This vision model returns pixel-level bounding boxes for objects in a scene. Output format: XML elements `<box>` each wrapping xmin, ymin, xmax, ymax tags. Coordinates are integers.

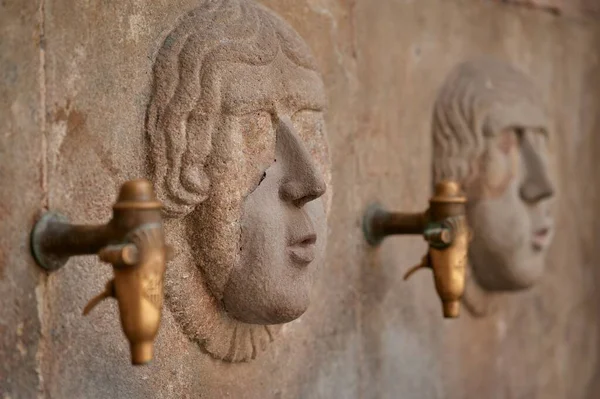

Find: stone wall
<box><xmin>1</xmin><ymin>0</ymin><xmax>600</xmax><ymax>398</ymax></box>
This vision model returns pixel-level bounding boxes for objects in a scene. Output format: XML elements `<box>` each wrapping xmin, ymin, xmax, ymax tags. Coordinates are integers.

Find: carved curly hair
<box><xmin>431</xmin><ymin>58</ymin><xmax>547</xmax><ymax>188</ymax></box>
<box><xmin>146</xmin><ymin>0</ymin><xmax>319</xmax><ymax>217</ymax></box>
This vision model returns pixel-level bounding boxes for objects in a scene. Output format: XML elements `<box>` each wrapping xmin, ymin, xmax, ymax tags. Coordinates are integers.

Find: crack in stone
<box><xmin>35</xmin><ymin>0</ymin><xmax>49</xmax><ymax>397</ymax></box>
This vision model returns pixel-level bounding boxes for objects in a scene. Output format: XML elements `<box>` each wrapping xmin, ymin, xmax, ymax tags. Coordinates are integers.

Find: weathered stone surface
<box><xmin>352</xmin><ymin>1</ymin><xmax>600</xmax><ymax>398</ymax></box>
<box><xmin>2</xmin><ymin>0</ymin><xmax>600</xmax><ymax>398</ymax></box>
<box><xmin>0</xmin><ymin>1</ymin><xmax>44</xmax><ymax>397</ymax></box>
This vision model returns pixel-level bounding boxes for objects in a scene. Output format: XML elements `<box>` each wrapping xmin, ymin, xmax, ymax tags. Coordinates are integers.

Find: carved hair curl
<box><xmin>146</xmin><ymin>0</ymin><xmax>318</xmax><ymax>217</ymax></box>
<box><xmin>432</xmin><ymin>58</ymin><xmax>547</xmax><ymax>186</ymax></box>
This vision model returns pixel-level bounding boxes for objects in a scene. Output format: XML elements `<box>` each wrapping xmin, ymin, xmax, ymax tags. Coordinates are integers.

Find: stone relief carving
<box><xmin>145</xmin><ymin>0</ymin><xmax>331</xmax><ymax>361</ymax></box>
<box><xmin>431</xmin><ymin>58</ymin><xmax>555</xmax><ymax>316</ymax></box>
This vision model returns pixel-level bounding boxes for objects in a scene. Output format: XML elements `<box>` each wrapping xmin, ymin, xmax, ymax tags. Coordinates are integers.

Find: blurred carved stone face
<box><xmin>219</xmin><ymin>52</ymin><xmax>329</xmax><ymax>324</ymax></box>
<box><xmin>466</xmin><ymin>126</ymin><xmax>555</xmax><ymax>290</ymax></box>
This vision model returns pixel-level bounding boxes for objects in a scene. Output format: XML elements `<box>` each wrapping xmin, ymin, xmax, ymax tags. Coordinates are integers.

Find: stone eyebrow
<box><xmin>484</xmin><ymin>125</ymin><xmax>549</xmax><ymax>138</ymax></box>
<box><xmin>224</xmin><ymin>94</ymin><xmax>326</xmax><ymax>116</ymax></box>
<box><xmin>289</xmin><ymin>98</ymin><xmax>326</xmax><ymax>113</ymax></box>
<box><xmin>223</xmin><ymin>97</ymin><xmax>275</xmax><ymax>115</ymax></box>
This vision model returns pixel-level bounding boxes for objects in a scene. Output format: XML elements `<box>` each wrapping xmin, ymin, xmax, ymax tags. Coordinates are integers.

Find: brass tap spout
<box><xmin>362</xmin><ymin>180</ymin><xmax>470</xmax><ymax>318</ymax></box>
<box><xmin>31</xmin><ymin>179</ymin><xmax>172</xmax><ymax>365</ymax></box>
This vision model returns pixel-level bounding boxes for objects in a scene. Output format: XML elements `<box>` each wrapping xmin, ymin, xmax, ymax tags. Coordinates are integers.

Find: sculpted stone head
<box><xmin>432</xmin><ymin>58</ymin><xmax>555</xmax><ymax>294</ymax></box>
<box><xmin>146</xmin><ymin>0</ymin><xmax>331</xmax><ymax>361</ymax></box>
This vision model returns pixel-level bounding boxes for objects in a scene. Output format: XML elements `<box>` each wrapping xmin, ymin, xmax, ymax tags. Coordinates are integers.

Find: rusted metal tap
<box><xmin>31</xmin><ymin>179</ymin><xmax>172</xmax><ymax>365</ymax></box>
<box><xmin>363</xmin><ymin>180</ymin><xmax>471</xmax><ymax>318</ymax></box>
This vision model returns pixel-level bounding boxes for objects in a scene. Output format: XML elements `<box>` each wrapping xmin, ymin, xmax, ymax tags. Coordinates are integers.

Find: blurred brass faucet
<box><xmin>31</xmin><ymin>179</ymin><xmax>172</xmax><ymax>364</ymax></box>
<box><xmin>362</xmin><ymin>180</ymin><xmax>471</xmax><ymax>318</ymax></box>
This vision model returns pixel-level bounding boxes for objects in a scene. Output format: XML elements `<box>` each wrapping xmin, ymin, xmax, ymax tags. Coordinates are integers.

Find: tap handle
<box><xmin>80</xmin><ymin>244</ymin><xmax>143</xmax><ymax>317</ymax></box>
<box><xmin>423</xmin><ymin>221</ymin><xmax>454</xmax><ymax>249</ymax></box>
<box><xmin>83</xmin><ymin>279</ymin><xmax>115</xmax><ymax>315</ymax></box>
<box><xmin>403</xmin><ymin>254</ymin><xmax>431</xmax><ymax>280</ymax></box>
<box><xmin>99</xmin><ymin>244</ymin><xmax>140</xmax><ymax>266</ymax></box>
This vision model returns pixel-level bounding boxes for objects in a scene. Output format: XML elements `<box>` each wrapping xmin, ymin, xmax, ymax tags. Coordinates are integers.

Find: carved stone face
<box><xmin>432</xmin><ymin>59</ymin><xmax>555</xmax><ymax>293</ymax></box>
<box><xmin>219</xmin><ymin>54</ymin><xmax>328</xmax><ymax>324</ymax></box>
<box><xmin>146</xmin><ymin>0</ymin><xmax>331</xmax><ymax>361</ymax></box>
<box><xmin>466</xmin><ymin>126</ymin><xmax>554</xmax><ymax>290</ymax></box>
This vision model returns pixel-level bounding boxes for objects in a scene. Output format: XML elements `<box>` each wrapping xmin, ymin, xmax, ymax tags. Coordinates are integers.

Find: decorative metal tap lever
<box><xmin>30</xmin><ymin>179</ymin><xmax>173</xmax><ymax>365</ymax></box>
<box><xmin>363</xmin><ymin>180</ymin><xmax>471</xmax><ymax>318</ymax></box>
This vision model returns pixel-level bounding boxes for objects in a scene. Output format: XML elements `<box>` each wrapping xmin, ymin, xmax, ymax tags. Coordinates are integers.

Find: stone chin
<box><xmin>223</xmin><ymin>281</ymin><xmax>312</xmax><ymax>325</ymax></box>
<box><xmin>466</xmin><ymin>197</ymin><xmax>548</xmax><ymax>291</ymax></box>
<box><xmin>469</xmin><ymin>240</ymin><xmax>546</xmax><ymax>291</ymax></box>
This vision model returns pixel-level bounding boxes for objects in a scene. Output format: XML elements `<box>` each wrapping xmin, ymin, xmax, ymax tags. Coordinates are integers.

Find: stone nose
<box><xmin>519</xmin><ymin>136</ymin><xmax>554</xmax><ymax>204</ymax></box>
<box><xmin>276</xmin><ymin>117</ymin><xmax>327</xmax><ymax>208</ymax></box>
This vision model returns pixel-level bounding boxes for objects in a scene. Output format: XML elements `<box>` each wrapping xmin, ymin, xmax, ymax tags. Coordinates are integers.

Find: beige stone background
<box><xmin>2</xmin><ymin>0</ymin><xmax>600</xmax><ymax>398</ymax></box>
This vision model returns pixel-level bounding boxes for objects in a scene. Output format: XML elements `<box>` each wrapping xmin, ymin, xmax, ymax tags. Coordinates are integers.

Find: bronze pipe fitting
<box><xmin>30</xmin><ymin>179</ymin><xmax>173</xmax><ymax>365</ymax></box>
<box><xmin>362</xmin><ymin>180</ymin><xmax>471</xmax><ymax>318</ymax></box>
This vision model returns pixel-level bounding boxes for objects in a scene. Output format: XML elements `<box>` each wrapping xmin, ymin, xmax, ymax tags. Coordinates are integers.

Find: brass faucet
<box><xmin>362</xmin><ymin>180</ymin><xmax>471</xmax><ymax>318</ymax></box>
<box><xmin>30</xmin><ymin>179</ymin><xmax>172</xmax><ymax>365</ymax></box>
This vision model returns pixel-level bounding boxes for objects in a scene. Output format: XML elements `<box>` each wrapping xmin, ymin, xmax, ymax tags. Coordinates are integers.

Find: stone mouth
<box><xmin>531</xmin><ymin>226</ymin><xmax>551</xmax><ymax>252</ymax></box>
<box><xmin>287</xmin><ymin>240</ymin><xmax>316</xmax><ymax>265</ymax></box>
